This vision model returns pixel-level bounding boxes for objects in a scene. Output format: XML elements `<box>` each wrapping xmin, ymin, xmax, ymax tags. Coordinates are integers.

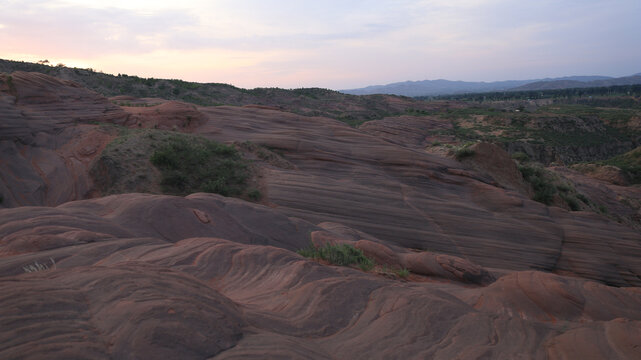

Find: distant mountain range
<box><xmin>341</xmin><ymin>74</ymin><xmax>641</xmax><ymax>97</ymax></box>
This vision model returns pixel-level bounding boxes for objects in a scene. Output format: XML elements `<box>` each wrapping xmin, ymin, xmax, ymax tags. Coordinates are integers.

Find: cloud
<box><xmin>0</xmin><ymin>0</ymin><xmax>639</xmax><ymax>88</ymax></box>
<box><xmin>0</xmin><ymin>0</ymin><xmax>195</xmax><ymax>57</ymax></box>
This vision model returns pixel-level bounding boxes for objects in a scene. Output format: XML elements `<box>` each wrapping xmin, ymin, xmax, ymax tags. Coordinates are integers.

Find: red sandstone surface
<box><xmin>1</xmin><ymin>72</ymin><xmax>641</xmax><ymax>359</ymax></box>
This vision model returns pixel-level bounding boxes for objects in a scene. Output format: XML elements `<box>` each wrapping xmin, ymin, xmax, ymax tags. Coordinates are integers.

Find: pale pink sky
<box><xmin>1</xmin><ymin>0</ymin><xmax>639</xmax><ymax>89</ymax></box>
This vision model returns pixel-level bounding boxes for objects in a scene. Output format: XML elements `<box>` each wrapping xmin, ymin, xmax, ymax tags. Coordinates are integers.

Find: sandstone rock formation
<box><xmin>2</xmin><ymin>72</ymin><xmax>641</xmax><ymax>358</ymax></box>
<box><xmin>1</xmin><ymin>193</ymin><xmax>640</xmax><ymax>359</ymax></box>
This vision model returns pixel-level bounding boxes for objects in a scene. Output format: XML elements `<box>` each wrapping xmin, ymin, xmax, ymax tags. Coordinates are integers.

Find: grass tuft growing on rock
<box><xmin>247</xmin><ymin>189</ymin><xmax>262</xmax><ymax>201</ymax></box>
<box><xmin>395</xmin><ymin>268</ymin><xmax>410</xmax><ymax>278</ymax></box>
<box><xmin>453</xmin><ymin>143</ymin><xmax>476</xmax><ymax>161</ymax></box>
<box><xmin>297</xmin><ymin>243</ymin><xmax>374</xmax><ymax>271</ymax></box>
<box><xmin>23</xmin><ymin>258</ymin><xmax>56</xmax><ymax>273</ymax></box>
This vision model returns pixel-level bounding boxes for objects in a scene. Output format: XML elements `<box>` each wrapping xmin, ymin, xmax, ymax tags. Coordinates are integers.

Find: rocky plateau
<box><xmin>1</xmin><ymin>71</ymin><xmax>641</xmax><ymax>359</ymax></box>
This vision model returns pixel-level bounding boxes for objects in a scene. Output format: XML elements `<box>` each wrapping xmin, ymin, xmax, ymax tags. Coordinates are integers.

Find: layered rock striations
<box><xmin>1</xmin><ymin>194</ymin><xmax>640</xmax><ymax>359</ymax></box>
<box><xmin>1</xmin><ymin>72</ymin><xmax>641</xmax><ymax>359</ymax></box>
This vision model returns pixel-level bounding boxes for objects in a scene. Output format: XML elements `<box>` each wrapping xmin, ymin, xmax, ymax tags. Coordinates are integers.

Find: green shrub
<box><xmin>395</xmin><ymin>268</ymin><xmax>410</xmax><ymax>278</ymax></box>
<box><xmin>519</xmin><ymin>164</ymin><xmax>586</xmax><ymax>210</ymax></box>
<box><xmin>297</xmin><ymin>243</ymin><xmax>374</xmax><ymax>271</ymax></box>
<box><xmin>150</xmin><ymin>136</ymin><xmax>248</xmax><ymax>196</ymax></box>
<box><xmin>5</xmin><ymin>75</ymin><xmax>16</xmax><ymax>94</ymax></box>
<box><xmin>599</xmin><ymin>147</ymin><xmax>641</xmax><ymax>184</ymax></box>
<box><xmin>519</xmin><ymin>164</ymin><xmax>557</xmax><ymax>205</ymax></box>
<box><xmin>576</xmin><ymin>193</ymin><xmax>590</xmax><ymax>204</ymax></box>
<box><xmin>247</xmin><ymin>189</ymin><xmax>262</xmax><ymax>201</ymax></box>
<box><xmin>511</xmin><ymin>151</ymin><xmax>530</xmax><ymax>162</ymax></box>
<box><xmin>454</xmin><ymin>147</ymin><xmax>475</xmax><ymax>160</ymax></box>
<box><xmin>560</xmin><ymin>194</ymin><xmax>580</xmax><ymax>211</ymax></box>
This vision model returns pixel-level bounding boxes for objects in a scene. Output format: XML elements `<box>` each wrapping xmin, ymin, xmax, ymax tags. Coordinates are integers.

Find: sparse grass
<box><xmin>439</xmin><ymin>107</ymin><xmax>503</xmax><ymax>120</ymax></box>
<box><xmin>560</xmin><ymin>193</ymin><xmax>581</xmax><ymax>211</ymax></box>
<box><xmin>405</xmin><ymin>108</ymin><xmax>435</xmax><ymax>116</ymax></box>
<box><xmin>576</xmin><ymin>193</ymin><xmax>590</xmax><ymax>204</ymax></box>
<box><xmin>511</xmin><ymin>151</ymin><xmax>530</xmax><ymax>162</ymax></box>
<box><xmin>150</xmin><ymin>135</ymin><xmax>248</xmax><ymax>196</ymax></box>
<box><xmin>519</xmin><ymin>163</ymin><xmax>587</xmax><ymax>211</ymax></box>
<box><xmin>23</xmin><ymin>258</ymin><xmax>56</xmax><ymax>273</ymax></box>
<box><xmin>92</xmin><ymin>130</ymin><xmax>253</xmax><ymax>198</ymax></box>
<box><xmin>5</xmin><ymin>74</ymin><xmax>16</xmax><ymax>95</ymax></box>
<box><xmin>454</xmin><ymin>145</ymin><xmax>475</xmax><ymax>160</ymax></box>
<box><xmin>377</xmin><ymin>265</ymin><xmax>410</xmax><ymax>279</ymax></box>
<box><xmin>599</xmin><ymin>146</ymin><xmax>641</xmax><ymax>184</ymax></box>
<box><xmin>247</xmin><ymin>189</ymin><xmax>262</xmax><ymax>201</ymax></box>
<box><xmin>113</xmin><ymin>101</ymin><xmax>161</xmax><ymax>107</ymax></box>
<box><xmin>538</xmin><ymin>104</ymin><xmax>640</xmax><ymax>127</ymax></box>
<box><xmin>297</xmin><ymin>243</ymin><xmax>374</xmax><ymax>271</ymax></box>
<box><xmin>518</xmin><ymin>164</ymin><xmax>557</xmax><ymax>205</ymax></box>
<box><xmin>395</xmin><ymin>268</ymin><xmax>410</xmax><ymax>278</ymax></box>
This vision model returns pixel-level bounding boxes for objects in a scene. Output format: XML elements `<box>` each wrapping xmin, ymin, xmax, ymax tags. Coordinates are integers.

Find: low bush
<box><xmin>395</xmin><ymin>268</ymin><xmax>410</xmax><ymax>278</ymax></box>
<box><xmin>247</xmin><ymin>189</ymin><xmax>262</xmax><ymax>201</ymax></box>
<box><xmin>454</xmin><ymin>146</ymin><xmax>475</xmax><ymax>161</ymax></box>
<box><xmin>600</xmin><ymin>147</ymin><xmax>641</xmax><ymax>184</ymax></box>
<box><xmin>576</xmin><ymin>193</ymin><xmax>590</xmax><ymax>204</ymax></box>
<box><xmin>297</xmin><ymin>243</ymin><xmax>374</xmax><ymax>271</ymax></box>
<box><xmin>560</xmin><ymin>194</ymin><xmax>580</xmax><ymax>211</ymax></box>
<box><xmin>150</xmin><ymin>135</ymin><xmax>248</xmax><ymax>196</ymax></box>
<box><xmin>518</xmin><ymin>164</ymin><xmax>557</xmax><ymax>205</ymax></box>
<box><xmin>519</xmin><ymin>163</ymin><xmax>589</xmax><ymax>211</ymax></box>
<box><xmin>511</xmin><ymin>151</ymin><xmax>530</xmax><ymax>162</ymax></box>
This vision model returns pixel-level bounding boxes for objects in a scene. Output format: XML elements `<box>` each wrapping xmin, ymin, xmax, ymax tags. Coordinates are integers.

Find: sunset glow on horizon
<box><xmin>1</xmin><ymin>0</ymin><xmax>640</xmax><ymax>89</ymax></box>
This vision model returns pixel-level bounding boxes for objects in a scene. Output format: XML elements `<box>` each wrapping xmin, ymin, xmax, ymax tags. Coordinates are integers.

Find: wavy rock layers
<box><xmin>118</xmin><ymin>100</ymin><xmax>208</xmax><ymax>130</ymax></box>
<box><xmin>0</xmin><ymin>71</ymin><xmax>126</xmax><ymax>139</ymax></box>
<box><xmin>0</xmin><ymin>72</ymin><xmax>128</xmax><ymax>207</ymax></box>
<box><xmin>1</xmin><ymin>194</ymin><xmax>640</xmax><ymax>359</ymax></box>
<box><xmin>2</xmin><ymin>72</ymin><xmax>641</xmax><ymax>357</ymax></box>
<box><xmin>194</xmin><ymin>106</ymin><xmax>641</xmax><ymax>287</ymax></box>
<box><xmin>2</xmin><ymin>73</ymin><xmax>639</xmax><ymax>286</ymax></box>
<box><xmin>358</xmin><ymin>114</ymin><xmax>453</xmax><ymax>148</ymax></box>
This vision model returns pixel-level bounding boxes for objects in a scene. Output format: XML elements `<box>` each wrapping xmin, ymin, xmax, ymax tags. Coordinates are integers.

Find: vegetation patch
<box><xmin>517</xmin><ymin>162</ymin><xmax>587</xmax><ymax>210</ymax></box>
<box><xmin>511</xmin><ymin>151</ymin><xmax>530</xmax><ymax>162</ymax></box>
<box><xmin>453</xmin><ymin>143</ymin><xmax>476</xmax><ymax>161</ymax></box>
<box><xmin>395</xmin><ymin>268</ymin><xmax>410</xmax><ymax>278</ymax></box>
<box><xmin>247</xmin><ymin>189</ymin><xmax>262</xmax><ymax>201</ymax></box>
<box><xmin>518</xmin><ymin>164</ymin><xmax>557</xmax><ymax>205</ymax></box>
<box><xmin>23</xmin><ymin>258</ymin><xmax>56</xmax><ymax>273</ymax></box>
<box><xmin>91</xmin><ymin>128</ymin><xmax>255</xmax><ymax>199</ymax></box>
<box><xmin>599</xmin><ymin>146</ymin><xmax>641</xmax><ymax>184</ymax></box>
<box><xmin>297</xmin><ymin>243</ymin><xmax>374</xmax><ymax>271</ymax></box>
<box><xmin>377</xmin><ymin>265</ymin><xmax>411</xmax><ymax>279</ymax></box>
<box><xmin>150</xmin><ymin>135</ymin><xmax>248</xmax><ymax>196</ymax></box>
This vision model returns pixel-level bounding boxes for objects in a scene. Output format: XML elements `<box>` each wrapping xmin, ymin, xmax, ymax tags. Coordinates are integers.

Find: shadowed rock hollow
<box><xmin>1</xmin><ymin>72</ymin><xmax>641</xmax><ymax>359</ymax></box>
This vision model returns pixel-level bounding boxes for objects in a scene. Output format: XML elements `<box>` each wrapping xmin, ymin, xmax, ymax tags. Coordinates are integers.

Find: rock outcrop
<box><xmin>2</xmin><ymin>72</ymin><xmax>641</xmax><ymax>358</ymax></box>
<box><xmin>0</xmin><ymin>193</ymin><xmax>640</xmax><ymax>359</ymax></box>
